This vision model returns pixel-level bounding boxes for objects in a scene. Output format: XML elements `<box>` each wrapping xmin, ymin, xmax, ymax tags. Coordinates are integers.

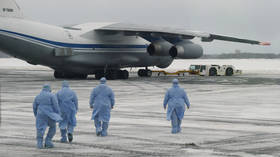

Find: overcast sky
<box><xmin>15</xmin><ymin>0</ymin><xmax>279</xmax><ymax>54</ymax></box>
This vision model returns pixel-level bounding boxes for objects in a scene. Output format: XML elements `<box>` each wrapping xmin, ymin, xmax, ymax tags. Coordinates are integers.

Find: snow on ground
<box><xmin>161</xmin><ymin>59</ymin><xmax>280</xmax><ymax>74</ymax></box>
<box><xmin>0</xmin><ymin>59</ymin><xmax>280</xmax><ymax>157</ymax></box>
<box><xmin>1</xmin><ymin>58</ymin><xmax>280</xmax><ymax>74</ymax></box>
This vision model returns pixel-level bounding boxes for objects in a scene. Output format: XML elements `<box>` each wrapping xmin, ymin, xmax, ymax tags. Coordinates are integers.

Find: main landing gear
<box><xmin>138</xmin><ymin>68</ymin><xmax>152</xmax><ymax>77</ymax></box>
<box><xmin>95</xmin><ymin>70</ymin><xmax>129</xmax><ymax>80</ymax></box>
<box><xmin>54</xmin><ymin>71</ymin><xmax>88</xmax><ymax>79</ymax></box>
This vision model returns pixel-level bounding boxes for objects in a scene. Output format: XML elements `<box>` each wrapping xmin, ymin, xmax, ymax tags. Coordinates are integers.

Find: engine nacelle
<box><xmin>147</xmin><ymin>40</ymin><xmax>173</xmax><ymax>56</ymax></box>
<box><xmin>156</xmin><ymin>57</ymin><xmax>174</xmax><ymax>68</ymax></box>
<box><xmin>169</xmin><ymin>41</ymin><xmax>203</xmax><ymax>59</ymax></box>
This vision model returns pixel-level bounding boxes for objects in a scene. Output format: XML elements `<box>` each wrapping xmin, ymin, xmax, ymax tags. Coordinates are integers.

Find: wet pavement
<box><xmin>0</xmin><ymin>65</ymin><xmax>280</xmax><ymax>157</ymax></box>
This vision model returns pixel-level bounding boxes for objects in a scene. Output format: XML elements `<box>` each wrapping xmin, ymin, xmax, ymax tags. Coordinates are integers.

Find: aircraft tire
<box><xmin>96</xmin><ymin>70</ymin><xmax>127</xmax><ymax>80</ymax></box>
<box><xmin>55</xmin><ymin>71</ymin><xmax>88</xmax><ymax>79</ymax></box>
<box><xmin>54</xmin><ymin>71</ymin><xmax>64</xmax><ymax>79</ymax></box>
<box><xmin>77</xmin><ymin>74</ymin><xmax>88</xmax><ymax>79</ymax></box>
<box><xmin>120</xmin><ymin>70</ymin><xmax>129</xmax><ymax>79</ymax></box>
<box><xmin>105</xmin><ymin>70</ymin><xmax>119</xmax><ymax>80</ymax></box>
<box><xmin>138</xmin><ymin>69</ymin><xmax>145</xmax><ymax>77</ymax></box>
<box><xmin>138</xmin><ymin>69</ymin><xmax>152</xmax><ymax>77</ymax></box>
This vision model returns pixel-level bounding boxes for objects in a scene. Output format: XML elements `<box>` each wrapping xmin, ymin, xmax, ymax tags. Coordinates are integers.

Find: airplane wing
<box><xmin>95</xmin><ymin>23</ymin><xmax>270</xmax><ymax>46</ymax></box>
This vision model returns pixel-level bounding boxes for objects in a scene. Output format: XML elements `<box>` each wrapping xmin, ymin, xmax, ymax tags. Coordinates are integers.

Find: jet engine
<box><xmin>156</xmin><ymin>57</ymin><xmax>174</xmax><ymax>68</ymax></box>
<box><xmin>169</xmin><ymin>41</ymin><xmax>203</xmax><ymax>59</ymax></box>
<box><xmin>147</xmin><ymin>40</ymin><xmax>173</xmax><ymax>56</ymax></box>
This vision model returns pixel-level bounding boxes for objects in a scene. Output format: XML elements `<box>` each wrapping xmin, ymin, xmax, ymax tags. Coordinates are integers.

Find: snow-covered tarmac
<box><xmin>0</xmin><ymin>59</ymin><xmax>280</xmax><ymax>157</ymax></box>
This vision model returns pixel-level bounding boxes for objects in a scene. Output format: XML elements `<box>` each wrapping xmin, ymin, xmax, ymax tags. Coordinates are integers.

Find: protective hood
<box><xmin>62</xmin><ymin>80</ymin><xmax>69</xmax><ymax>88</ymax></box>
<box><xmin>172</xmin><ymin>79</ymin><xmax>179</xmax><ymax>87</ymax></box>
<box><xmin>100</xmin><ymin>77</ymin><xmax>106</xmax><ymax>84</ymax></box>
<box><xmin>42</xmin><ymin>84</ymin><xmax>51</xmax><ymax>92</ymax></box>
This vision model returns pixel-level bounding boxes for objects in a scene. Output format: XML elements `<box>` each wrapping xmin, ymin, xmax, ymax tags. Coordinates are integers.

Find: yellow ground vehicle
<box><xmin>152</xmin><ymin>70</ymin><xmax>195</xmax><ymax>76</ymax></box>
<box><xmin>152</xmin><ymin>64</ymin><xmax>241</xmax><ymax>76</ymax></box>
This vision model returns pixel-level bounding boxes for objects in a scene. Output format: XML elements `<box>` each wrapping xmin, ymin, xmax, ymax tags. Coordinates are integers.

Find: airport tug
<box><xmin>152</xmin><ymin>64</ymin><xmax>242</xmax><ymax>76</ymax></box>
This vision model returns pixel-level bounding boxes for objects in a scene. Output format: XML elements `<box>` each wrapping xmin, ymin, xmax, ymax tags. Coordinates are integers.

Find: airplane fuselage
<box><xmin>0</xmin><ymin>17</ymin><xmax>173</xmax><ymax>74</ymax></box>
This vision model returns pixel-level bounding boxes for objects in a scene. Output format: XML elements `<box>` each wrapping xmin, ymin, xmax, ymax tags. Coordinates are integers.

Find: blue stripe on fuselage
<box><xmin>0</xmin><ymin>29</ymin><xmax>147</xmax><ymax>49</ymax></box>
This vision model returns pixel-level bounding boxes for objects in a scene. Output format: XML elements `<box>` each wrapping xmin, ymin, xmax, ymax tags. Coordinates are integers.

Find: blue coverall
<box><xmin>163</xmin><ymin>79</ymin><xmax>190</xmax><ymax>134</ymax></box>
<box><xmin>89</xmin><ymin>77</ymin><xmax>115</xmax><ymax>136</ymax></box>
<box><xmin>33</xmin><ymin>84</ymin><xmax>62</xmax><ymax>148</ymax></box>
<box><xmin>56</xmin><ymin>81</ymin><xmax>78</xmax><ymax>143</ymax></box>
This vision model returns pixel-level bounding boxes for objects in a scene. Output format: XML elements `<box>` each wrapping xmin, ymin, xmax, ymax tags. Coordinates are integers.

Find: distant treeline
<box><xmin>201</xmin><ymin>52</ymin><xmax>280</xmax><ymax>59</ymax></box>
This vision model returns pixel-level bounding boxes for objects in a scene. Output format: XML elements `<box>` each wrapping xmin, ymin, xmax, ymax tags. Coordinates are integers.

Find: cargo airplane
<box><xmin>0</xmin><ymin>0</ymin><xmax>270</xmax><ymax>79</ymax></box>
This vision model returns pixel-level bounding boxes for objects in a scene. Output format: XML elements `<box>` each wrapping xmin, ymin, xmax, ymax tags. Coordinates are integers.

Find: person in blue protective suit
<box><xmin>89</xmin><ymin>77</ymin><xmax>115</xmax><ymax>137</ymax></box>
<box><xmin>56</xmin><ymin>81</ymin><xmax>78</xmax><ymax>143</ymax></box>
<box><xmin>163</xmin><ymin>79</ymin><xmax>190</xmax><ymax>134</ymax></box>
<box><xmin>33</xmin><ymin>84</ymin><xmax>62</xmax><ymax>149</ymax></box>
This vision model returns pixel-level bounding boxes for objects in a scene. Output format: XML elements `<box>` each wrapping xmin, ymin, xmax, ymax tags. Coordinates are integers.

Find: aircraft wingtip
<box><xmin>259</xmin><ymin>42</ymin><xmax>271</xmax><ymax>46</ymax></box>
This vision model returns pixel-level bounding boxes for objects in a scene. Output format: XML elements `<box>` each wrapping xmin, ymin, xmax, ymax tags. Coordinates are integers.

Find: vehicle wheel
<box><xmin>209</xmin><ymin>68</ymin><xmax>217</xmax><ymax>76</ymax></box>
<box><xmin>226</xmin><ymin>68</ymin><xmax>233</xmax><ymax>76</ymax></box>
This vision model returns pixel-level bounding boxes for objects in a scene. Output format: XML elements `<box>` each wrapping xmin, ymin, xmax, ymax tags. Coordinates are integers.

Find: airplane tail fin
<box><xmin>0</xmin><ymin>0</ymin><xmax>23</xmax><ymax>18</ymax></box>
